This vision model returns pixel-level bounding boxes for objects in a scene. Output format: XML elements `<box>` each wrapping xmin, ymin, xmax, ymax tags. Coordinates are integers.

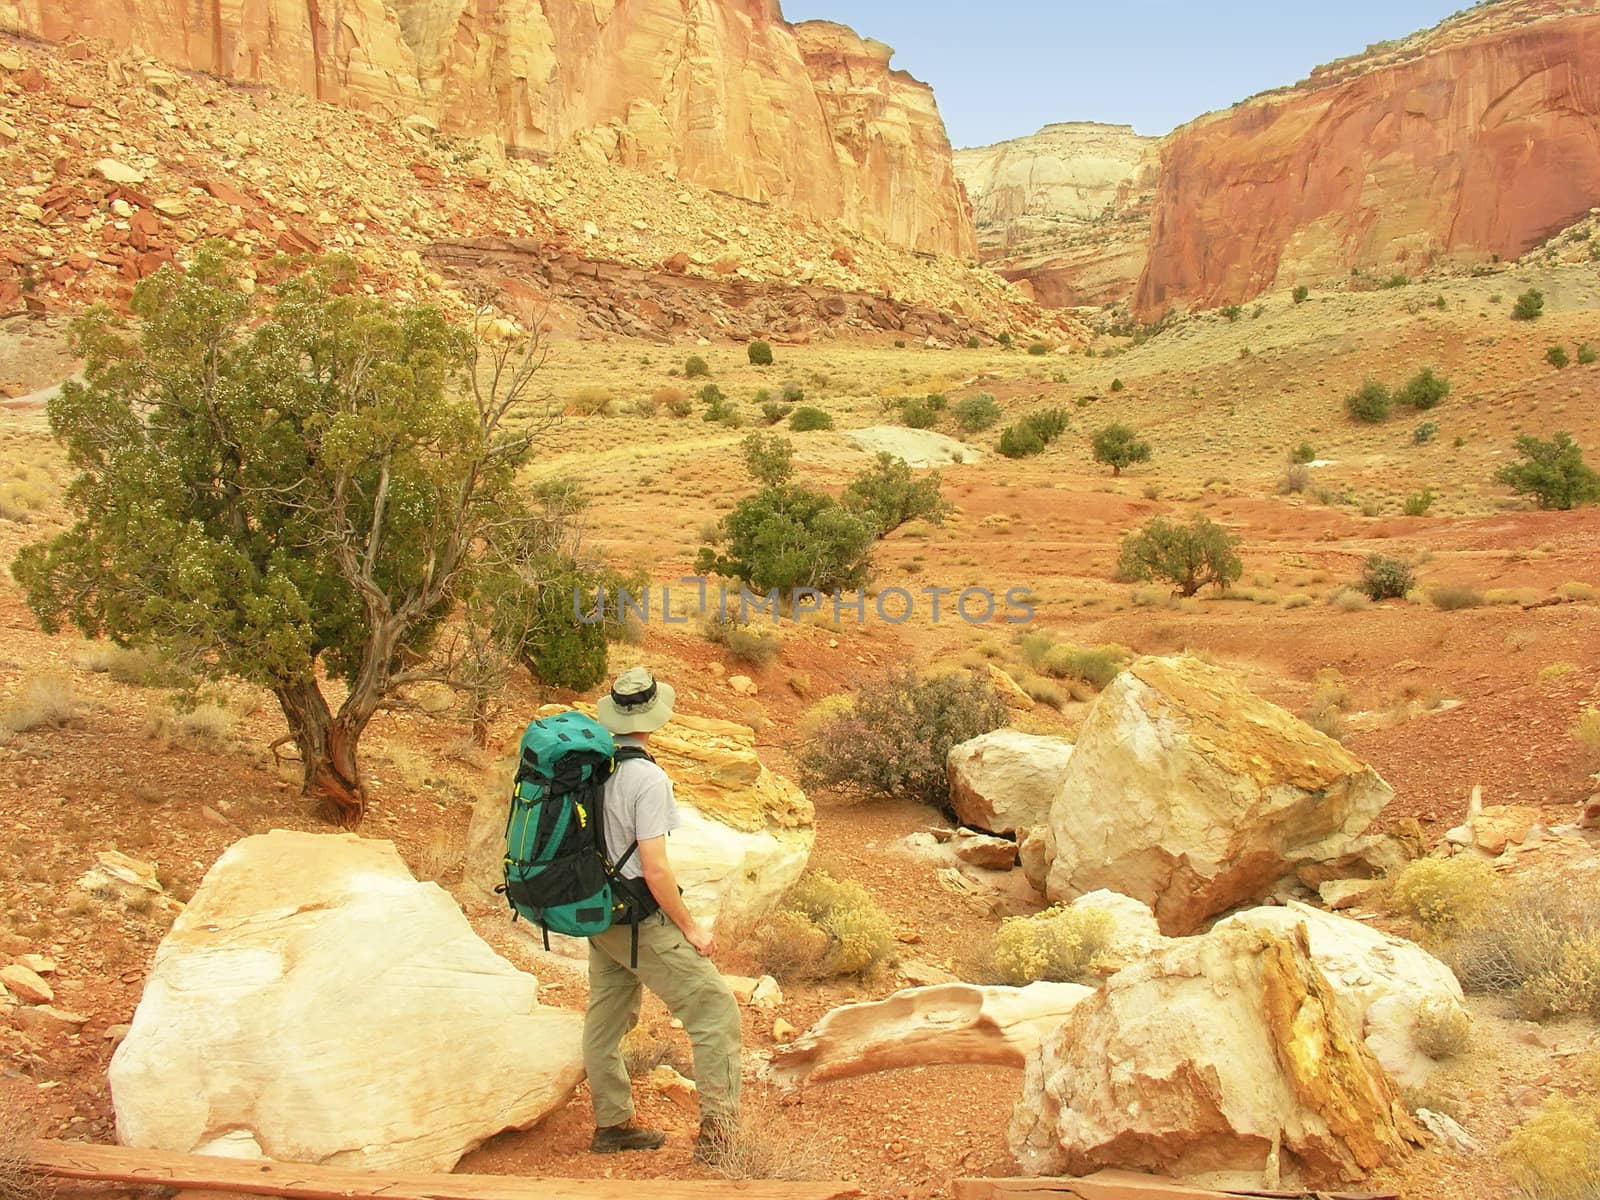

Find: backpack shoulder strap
<box><xmin>611</xmin><ymin>745</ymin><xmax>656</xmax><ymax>765</ymax></box>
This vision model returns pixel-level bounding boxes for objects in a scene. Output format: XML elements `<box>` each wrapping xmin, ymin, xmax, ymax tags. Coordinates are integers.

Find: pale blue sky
<box><xmin>782</xmin><ymin>0</ymin><xmax>1472</xmax><ymax>147</ymax></box>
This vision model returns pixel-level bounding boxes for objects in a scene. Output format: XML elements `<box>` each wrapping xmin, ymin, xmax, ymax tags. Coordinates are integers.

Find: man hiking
<box><xmin>585</xmin><ymin>666</ymin><xmax>742</xmax><ymax>1160</ymax></box>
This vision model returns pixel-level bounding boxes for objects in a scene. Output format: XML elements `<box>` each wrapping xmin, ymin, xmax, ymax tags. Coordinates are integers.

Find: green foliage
<box><xmin>9</xmin><ymin>245</ymin><xmax>546</xmax><ymax>817</ymax></box>
<box><xmin>685</xmin><ymin>354</ymin><xmax>712</xmax><ymax>378</ymax></box>
<box><xmin>1414</xmin><ymin>420</ymin><xmax>1440</xmax><ymax>445</ymax></box>
<box><xmin>797</xmin><ymin>664</ymin><xmax>1008</xmax><ymax>811</ymax></box>
<box><xmin>1496</xmin><ymin>432</ymin><xmax>1600</xmax><ymax>510</ymax></box>
<box><xmin>701</xmin><ymin>387</ymin><xmax>741</xmax><ymax>426</ymax></box>
<box><xmin>747</xmin><ymin>340</ymin><xmax>774</xmax><ymax>367</ymax></box>
<box><xmin>695</xmin><ymin>486</ymin><xmax>874</xmax><ymax>595</ymax></box>
<box><xmin>1548</xmin><ymin>344</ymin><xmax>1571</xmax><ymax>369</ymax></box>
<box><xmin>841</xmin><ymin>453</ymin><xmax>947</xmax><ymax>537</ymax></box>
<box><xmin>1026</xmin><ymin>341</ymin><xmax>1049</xmax><ymax>356</ymax></box>
<box><xmin>1360</xmin><ymin>553</ymin><xmax>1416</xmax><ymax>600</ymax></box>
<box><xmin>897</xmin><ymin>397</ymin><xmax>938</xmax><ymax>429</ymax></box>
<box><xmin>1109</xmin><ymin>378</ymin><xmax>1124</xmax><ymax>392</ymax></box>
<box><xmin>953</xmin><ymin>392</ymin><xmax>1000</xmax><ymax>434</ymax></box>
<box><xmin>966</xmin><ymin>335</ymin><xmax>981</xmax><ymax>349</ymax></box>
<box><xmin>760</xmin><ymin>400</ymin><xmax>794</xmax><ymax>426</ymax></box>
<box><xmin>1090</xmin><ymin>422</ymin><xmax>1152</xmax><ymax>476</ymax></box>
<box><xmin>740</xmin><ymin>432</ymin><xmax>795</xmax><ymax>487</ymax></box>
<box><xmin>1117</xmin><ymin>514</ymin><xmax>1243</xmax><ymax>597</ymax></box>
<box><xmin>780</xmin><ymin>383</ymin><xmax>806</xmax><ymax>404</ymax></box>
<box><xmin>1403</xmin><ymin>488</ymin><xmax>1436</xmax><ymax>516</ymax></box>
<box><xmin>1293</xmin><ymin>285</ymin><xmax>1310</xmax><ymax>304</ymax></box>
<box><xmin>993</xmin><ymin>906</ymin><xmax>1114</xmax><ymax>985</ymax></box>
<box><xmin>788</xmin><ymin>405</ymin><xmax>834</xmax><ymax>432</ymax></box>
<box><xmin>1345</xmin><ymin>379</ymin><xmax>1393</xmax><ymax>423</ymax></box>
<box><xmin>1512</xmin><ymin>288</ymin><xmax>1545</xmax><ymax>320</ymax></box>
<box><xmin>1382</xmin><ymin>273</ymin><xmax>1409</xmax><ymax>289</ymax></box>
<box><xmin>1397</xmin><ymin>367</ymin><xmax>1451</xmax><ymax>410</ymax></box>
<box><xmin>757</xmin><ymin>871</ymin><xmax>896</xmax><ymax>981</ymax></box>
<box><xmin>1579</xmin><ymin>342</ymin><xmax>1597</xmax><ymax>366</ymax></box>
<box><xmin>1220</xmin><ymin>304</ymin><xmax>1242</xmax><ymax>322</ymax></box>
<box><xmin>1291</xmin><ymin>441</ymin><xmax>1317</xmax><ymax>464</ymax></box>
<box><xmin>996</xmin><ymin>406</ymin><xmax>1070</xmax><ymax>459</ymax></box>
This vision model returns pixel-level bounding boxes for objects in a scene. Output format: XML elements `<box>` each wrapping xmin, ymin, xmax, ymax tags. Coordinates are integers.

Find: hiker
<box><xmin>584</xmin><ymin>666</ymin><xmax>743</xmax><ymax>1159</ymax></box>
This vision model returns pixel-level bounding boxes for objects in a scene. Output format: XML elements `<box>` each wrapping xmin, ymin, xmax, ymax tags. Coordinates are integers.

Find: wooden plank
<box><xmin>28</xmin><ymin>1141</ymin><xmax>861</xmax><ymax>1200</ymax></box>
<box><xmin>952</xmin><ymin>1176</ymin><xmax>1398</xmax><ymax>1200</ymax></box>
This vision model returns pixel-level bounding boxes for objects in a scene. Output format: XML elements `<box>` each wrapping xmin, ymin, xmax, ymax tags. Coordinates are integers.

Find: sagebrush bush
<box><xmin>1027</xmin><ymin>341</ymin><xmax>1049</xmax><ymax>356</ymax></box>
<box><xmin>1291</xmin><ymin>441</ymin><xmax>1317</xmax><ymax>464</ymax></box>
<box><xmin>797</xmin><ymin>664</ymin><xmax>1007</xmax><ymax>811</ymax></box>
<box><xmin>0</xmin><ymin>674</ymin><xmax>77</xmax><ymax>739</ymax></box>
<box><xmin>1397</xmin><ymin>368</ymin><xmax>1451</xmax><ymax>410</ymax></box>
<box><xmin>755</xmin><ymin>871</ymin><xmax>895</xmax><ymax>981</ymax></box>
<box><xmin>142</xmin><ymin>703</ymin><xmax>234</xmax><ymax>751</ymax></box>
<box><xmin>992</xmin><ymin>906</ymin><xmax>1114</xmax><ymax>985</ymax></box>
<box><xmin>570</xmin><ymin>385</ymin><xmax>614</xmax><ymax>416</ymax></box>
<box><xmin>685</xmin><ymin>355</ymin><xmax>712</xmax><ymax>378</ymax></box>
<box><xmin>705</xmin><ymin>616</ymin><xmax>782</xmax><ymax>668</ymax></box>
<box><xmin>1413</xmin><ymin>996</ymin><xmax>1472</xmax><ymax>1060</ymax></box>
<box><xmin>747</xmin><ymin>340</ymin><xmax>774</xmax><ymax>366</ymax></box>
<box><xmin>1499</xmin><ymin>1096</ymin><xmax>1600</xmax><ymax>1199</ymax></box>
<box><xmin>1549</xmin><ymin>344</ymin><xmax>1572</xmax><ymax>370</ymax></box>
<box><xmin>788</xmin><ymin>406</ymin><xmax>834</xmax><ymax>432</ymax></box>
<box><xmin>997</xmin><ymin>406</ymin><xmax>1070</xmax><ymax>458</ymax></box>
<box><xmin>954</xmin><ymin>393</ymin><xmax>1000</xmax><ymax>434</ymax></box>
<box><xmin>1403</xmin><ymin>488</ymin><xmax>1435</xmax><ymax>515</ymax></box>
<box><xmin>760</xmin><ymin>401</ymin><xmax>793</xmax><ymax>426</ymax></box>
<box><xmin>1430</xmin><ymin>583</ymin><xmax>1483</xmax><ymax>610</ymax></box>
<box><xmin>1388</xmin><ymin>856</ymin><xmax>1500</xmax><ymax>931</ymax></box>
<box><xmin>1511</xmin><ymin>288</ymin><xmax>1545</xmax><ymax>321</ymax></box>
<box><xmin>1575</xmin><ymin>709</ymin><xmax>1600</xmax><ymax>755</ymax></box>
<box><xmin>0</xmin><ymin>1083</ymin><xmax>44</xmax><ymax>1200</ymax></box>
<box><xmin>1360</xmin><ymin>554</ymin><xmax>1416</xmax><ymax>601</ymax></box>
<box><xmin>1413</xmin><ymin>421</ymin><xmax>1440</xmax><ymax>445</ymax></box>
<box><xmin>1345</xmin><ymin>379</ymin><xmax>1393</xmax><ymax>423</ymax></box>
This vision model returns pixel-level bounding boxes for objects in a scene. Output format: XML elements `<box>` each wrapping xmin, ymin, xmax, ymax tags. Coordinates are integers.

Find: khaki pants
<box><xmin>583</xmin><ymin>911</ymin><xmax>742</xmax><ymax>1128</ymax></box>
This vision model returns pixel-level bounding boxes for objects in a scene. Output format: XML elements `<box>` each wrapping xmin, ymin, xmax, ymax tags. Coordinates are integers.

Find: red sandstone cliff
<box><xmin>1134</xmin><ymin>1</ymin><xmax>1600</xmax><ymax>319</ymax></box>
<box><xmin>2</xmin><ymin>0</ymin><xmax>975</xmax><ymax>258</ymax></box>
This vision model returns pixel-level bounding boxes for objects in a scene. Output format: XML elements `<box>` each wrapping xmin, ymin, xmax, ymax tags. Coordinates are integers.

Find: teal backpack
<box><xmin>499</xmin><ymin>711</ymin><xmax>658</xmax><ymax>963</ymax></box>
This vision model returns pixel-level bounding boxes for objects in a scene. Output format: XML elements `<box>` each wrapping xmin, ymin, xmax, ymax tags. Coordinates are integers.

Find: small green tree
<box><xmin>1360</xmin><ymin>554</ymin><xmax>1416</xmax><ymax>600</ymax></box>
<box><xmin>1495</xmin><ymin>432</ymin><xmax>1600</xmax><ymax>511</ymax></box>
<box><xmin>1512</xmin><ymin>289</ymin><xmax>1545</xmax><ymax>321</ymax></box>
<box><xmin>10</xmin><ymin>246</ymin><xmax>553</xmax><ymax>824</ymax></box>
<box><xmin>747</xmin><ymin>340</ymin><xmax>774</xmax><ymax>366</ymax></box>
<box><xmin>897</xmin><ymin>397</ymin><xmax>938</xmax><ymax>429</ymax></box>
<box><xmin>1117</xmin><ymin>514</ymin><xmax>1242</xmax><ymax>597</ymax></box>
<box><xmin>1548</xmin><ymin>344</ymin><xmax>1571</xmax><ymax>369</ymax></box>
<box><xmin>1345</xmin><ymin>379</ymin><xmax>1393</xmax><ymax>423</ymax></box>
<box><xmin>741</xmin><ymin>432</ymin><xmax>795</xmax><ymax>487</ymax></box>
<box><xmin>1091</xmin><ymin>423</ymin><xmax>1152</xmax><ymax>476</ymax></box>
<box><xmin>789</xmin><ymin>405</ymin><xmax>834</xmax><ymax>432</ymax></box>
<box><xmin>1397</xmin><ymin>368</ymin><xmax>1451</xmax><ymax>410</ymax></box>
<box><xmin>695</xmin><ymin>487</ymin><xmax>874</xmax><ymax>594</ymax></box>
<box><xmin>954</xmin><ymin>393</ymin><xmax>1000</xmax><ymax>433</ymax></box>
<box><xmin>842</xmin><ymin>453</ymin><xmax>948</xmax><ymax>536</ymax></box>
<box><xmin>685</xmin><ymin>354</ymin><xmax>712</xmax><ymax>378</ymax></box>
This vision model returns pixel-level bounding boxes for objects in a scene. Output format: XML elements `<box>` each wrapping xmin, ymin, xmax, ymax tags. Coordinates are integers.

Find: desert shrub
<box><xmin>924</xmin><ymin>393</ymin><xmax>948</xmax><ymax>413</ymax></box>
<box><xmin>966</xmin><ymin>335</ymin><xmax>981</xmax><ymax>349</ymax></box>
<box><xmin>780</xmin><ymin>383</ymin><xmax>806</xmax><ymax>404</ymax></box>
<box><xmin>704</xmin><ymin>615</ymin><xmax>781</xmax><ymax>668</ymax></box>
<box><xmin>1360</xmin><ymin>553</ymin><xmax>1416</xmax><ymax>600</ymax></box>
<box><xmin>696</xmin><ymin>486</ymin><xmax>872</xmax><ymax>594</ymax></box>
<box><xmin>1221</xmin><ymin>304</ymin><xmax>1242</xmax><ymax>322</ymax></box>
<box><xmin>1279</xmin><ymin>464</ymin><xmax>1311</xmax><ymax>494</ymax></box>
<box><xmin>1291</xmin><ymin>441</ymin><xmax>1317</xmax><ymax>463</ymax></box>
<box><xmin>1110</xmin><ymin>378</ymin><xmax>1125</xmax><ymax>392</ymax></box>
<box><xmin>1413</xmin><ymin>996</ymin><xmax>1473</xmax><ymax>1060</ymax></box>
<box><xmin>796</xmin><ymin>664</ymin><xmax>1007</xmax><ymax>811</ymax></box>
<box><xmin>685</xmin><ymin>355</ymin><xmax>712</xmax><ymax>378</ymax></box>
<box><xmin>1040</xmin><ymin>643</ymin><xmax>1130</xmax><ymax>690</ymax></box>
<box><xmin>1388</xmin><ymin>856</ymin><xmax>1499</xmax><ymax>931</ymax></box>
<box><xmin>894</xmin><ymin>339</ymin><xmax>906</xmax><ymax>348</ymax></box>
<box><xmin>741</xmin><ymin>432</ymin><xmax>795</xmax><ymax>487</ymax></box>
<box><xmin>954</xmin><ymin>393</ymin><xmax>1000</xmax><ymax>434</ymax></box>
<box><xmin>997</xmin><ymin>332</ymin><xmax>1012</xmax><ymax>346</ymax></box>
<box><xmin>1575</xmin><ymin>708</ymin><xmax>1600</xmax><ymax>754</ymax></box>
<box><xmin>0</xmin><ymin>674</ymin><xmax>77</xmax><ymax>739</ymax></box>
<box><xmin>664</xmin><ymin>392</ymin><xmax>695</xmax><ymax>418</ymax></box>
<box><xmin>1496</xmin><ymin>432</ymin><xmax>1600</xmax><ymax>510</ymax></box>
<box><xmin>1117</xmin><ymin>514</ymin><xmax>1243</xmax><ymax>598</ymax></box>
<box><xmin>756</xmin><ymin>871</ymin><xmax>895</xmax><ymax>980</ymax></box>
<box><xmin>788</xmin><ymin>406</ymin><xmax>834</xmax><ymax>433</ymax></box>
<box><xmin>1027</xmin><ymin>341</ymin><xmax>1049</xmax><ymax>356</ymax></box>
<box><xmin>0</xmin><ymin>1084</ymin><xmax>45</xmax><ymax>1200</ymax></box>
<box><xmin>1397</xmin><ymin>368</ymin><xmax>1450</xmax><ymax>410</ymax></box>
<box><xmin>142</xmin><ymin>703</ymin><xmax>234</xmax><ymax>751</ymax></box>
<box><xmin>1547</xmin><ymin>344</ymin><xmax>1572</xmax><ymax>370</ymax></box>
<box><xmin>1430</xmin><ymin>583</ymin><xmax>1482</xmax><ymax>610</ymax></box>
<box><xmin>1019</xmin><ymin>674</ymin><xmax>1067</xmax><ymax>709</ymax></box>
<box><xmin>1499</xmin><ymin>1096</ymin><xmax>1600</xmax><ymax>1199</ymax></box>
<box><xmin>760</xmin><ymin>401</ymin><xmax>793</xmax><ymax>426</ymax></box>
<box><xmin>702</xmin><ymin>389</ymin><xmax>742</xmax><ymax>427</ymax></box>
<box><xmin>99</xmin><ymin>646</ymin><xmax>193</xmax><ymax>688</ymax></box>
<box><xmin>1403</xmin><ymin>488</ymin><xmax>1436</xmax><ymax>516</ymax></box>
<box><xmin>1328</xmin><ymin>586</ymin><xmax>1371</xmax><ymax>613</ymax></box>
<box><xmin>1413</xmin><ymin>420</ymin><xmax>1440</xmax><ymax>445</ymax></box>
<box><xmin>747</xmin><ymin>340</ymin><xmax>773</xmax><ymax>367</ymax></box>
<box><xmin>701</xmin><ymin>1107</ymin><xmax>833</xmax><ymax>1182</ymax></box>
<box><xmin>897</xmin><ymin>397</ymin><xmax>938</xmax><ymax>429</ymax></box>
<box><xmin>1345</xmin><ymin>379</ymin><xmax>1393</xmax><ymax>423</ymax></box>
<box><xmin>1090</xmin><ymin>422</ymin><xmax>1152</xmax><ymax>476</ymax></box>
<box><xmin>1512</xmin><ymin>288</ymin><xmax>1545</xmax><ymax>321</ymax></box>
<box><xmin>842</xmin><ymin>453</ymin><xmax>947</xmax><ymax>536</ymax></box>
<box><xmin>1579</xmin><ymin>342</ymin><xmax>1597</xmax><ymax>366</ymax></box>
<box><xmin>1562</xmin><ymin>581</ymin><xmax>1598</xmax><ymax>603</ymax></box>
<box><xmin>1383</xmin><ymin>273</ymin><xmax>1410</xmax><ymax>289</ymax></box>
<box><xmin>1293</xmin><ymin>285</ymin><xmax>1310</xmax><ymax>304</ymax></box>
<box><xmin>570</xmin><ymin>385</ymin><xmax>613</xmax><ymax>416</ymax></box>
<box><xmin>997</xmin><ymin>406</ymin><xmax>1070</xmax><ymax>458</ymax></box>
<box><xmin>992</xmin><ymin>906</ymin><xmax>1115</xmax><ymax>985</ymax></box>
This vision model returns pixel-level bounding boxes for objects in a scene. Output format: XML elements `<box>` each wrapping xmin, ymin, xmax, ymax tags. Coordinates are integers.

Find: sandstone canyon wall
<box><xmin>1134</xmin><ymin>2</ymin><xmax>1600</xmax><ymax>319</ymax></box>
<box><xmin>954</xmin><ymin>122</ymin><xmax>1160</xmax><ymax>307</ymax></box>
<box><xmin>2</xmin><ymin>0</ymin><xmax>975</xmax><ymax>257</ymax></box>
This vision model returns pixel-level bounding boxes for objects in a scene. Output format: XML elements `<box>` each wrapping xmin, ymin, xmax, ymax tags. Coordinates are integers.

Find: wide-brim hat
<box><xmin>597</xmin><ymin>666</ymin><xmax>676</xmax><ymax>735</ymax></box>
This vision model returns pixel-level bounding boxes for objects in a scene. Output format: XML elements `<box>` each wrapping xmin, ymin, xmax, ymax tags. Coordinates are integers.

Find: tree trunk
<box><xmin>274</xmin><ymin>677</ymin><xmax>367</xmax><ymax>828</ymax></box>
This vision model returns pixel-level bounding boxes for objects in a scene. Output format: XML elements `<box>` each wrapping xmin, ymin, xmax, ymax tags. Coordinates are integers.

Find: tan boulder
<box><xmin>1009</xmin><ymin>922</ymin><xmax>1420</xmax><ymax>1185</ymax></box>
<box><xmin>768</xmin><ymin>981</ymin><xmax>1093</xmax><ymax>1087</ymax></box>
<box><xmin>1046</xmin><ymin>656</ymin><xmax>1393</xmax><ymax>934</ymax></box>
<box><xmin>947</xmin><ymin>729</ymin><xmax>1074</xmax><ymax>835</ymax></box>
<box><xmin>0</xmin><ymin>963</ymin><xmax>53</xmax><ymax>1004</ymax></box>
<box><xmin>952</xmin><ymin>829</ymin><xmax>1018</xmax><ymax>871</ymax></box>
<box><xmin>79</xmin><ymin>850</ymin><xmax>182</xmax><ymax>915</ymax></box>
<box><xmin>109</xmin><ymin>830</ymin><xmax>585</xmax><ymax>1172</ymax></box>
<box><xmin>465</xmin><ymin>710</ymin><xmax>813</xmax><ymax>933</ymax></box>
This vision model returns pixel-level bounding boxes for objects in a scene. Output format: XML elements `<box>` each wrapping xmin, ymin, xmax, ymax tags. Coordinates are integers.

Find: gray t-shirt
<box><xmin>602</xmin><ymin>735</ymin><xmax>680</xmax><ymax>879</ymax></box>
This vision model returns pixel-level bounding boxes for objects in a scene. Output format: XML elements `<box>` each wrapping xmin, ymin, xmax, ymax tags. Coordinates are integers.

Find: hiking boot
<box><xmin>692</xmin><ymin>1117</ymin><xmax>737</xmax><ymax>1166</ymax></box>
<box><xmin>590</xmin><ymin>1124</ymin><xmax>666</xmax><ymax>1154</ymax></box>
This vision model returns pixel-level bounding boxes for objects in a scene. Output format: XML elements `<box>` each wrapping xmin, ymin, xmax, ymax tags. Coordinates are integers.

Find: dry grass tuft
<box><xmin>0</xmin><ymin>1087</ymin><xmax>48</xmax><ymax>1200</ymax></box>
<box><xmin>1575</xmin><ymin>709</ymin><xmax>1600</xmax><ymax>757</ymax></box>
<box><xmin>704</xmin><ymin>1090</ymin><xmax>835</xmax><ymax>1181</ymax></box>
<box><xmin>1387</xmin><ymin>855</ymin><xmax>1500</xmax><ymax>932</ymax></box>
<box><xmin>1440</xmin><ymin>875</ymin><xmax>1600</xmax><ymax>1020</ymax></box>
<box><xmin>0</xmin><ymin>675</ymin><xmax>77</xmax><ymax>740</ymax></box>
<box><xmin>1413</xmin><ymin>995</ymin><xmax>1473</xmax><ymax>1060</ymax></box>
<box><xmin>141</xmin><ymin>703</ymin><xmax>234</xmax><ymax>751</ymax></box>
<box><xmin>752</xmin><ymin>871</ymin><xmax>895</xmax><ymax>982</ymax></box>
<box><xmin>992</xmin><ymin>905</ymin><xmax>1115</xmax><ymax>985</ymax></box>
<box><xmin>1499</xmin><ymin>1095</ymin><xmax>1600</xmax><ymax>1199</ymax></box>
<box><xmin>412</xmin><ymin>828</ymin><xmax>465</xmax><ymax>884</ymax></box>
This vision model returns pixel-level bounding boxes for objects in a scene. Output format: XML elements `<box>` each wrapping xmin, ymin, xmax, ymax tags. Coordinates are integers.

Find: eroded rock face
<box><xmin>1045</xmin><ymin>656</ymin><xmax>1393</xmax><ymax>935</ymax></box>
<box><xmin>1009</xmin><ymin>922</ymin><xmax>1420</xmax><ymax>1184</ymax></box>
<box><xmin>465</xmin><ymin>710</ymin><xmax>813</xmax><ymax>933</ymax></box>
<box><xmin>954</xmin><ymin>122</ymin><xmax>1160</xmax><ymax>308</ymax></box>
<box><xmin>109</xmin><ymin>830</ymin><xmax>584</xmax><ymax>1171</ymax></box>
<box><xmin>12</xmin><ymin>0</ymin><xmax>975</xmax><ymax>257</ymax></box>
<box><xmin>947</xmin><ymin>728</ymin><xmax>1073</xmax><ymax>836</ymax></box>
<box><xmin>1134</xmin><ymin>4</ymin><xmax>1600</xmax><ymax>318</ymax></box>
